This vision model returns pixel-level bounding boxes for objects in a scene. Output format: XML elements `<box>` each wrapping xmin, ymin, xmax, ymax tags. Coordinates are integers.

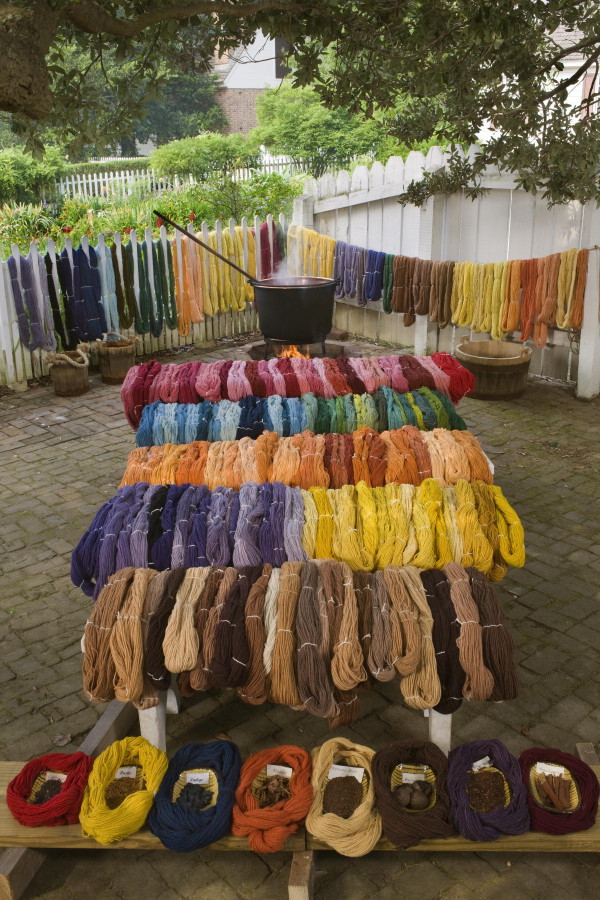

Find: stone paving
<box><xmin>0</xmin><ymin>337</ymin><xmax>599</xmax><ymax>899</ymax></box>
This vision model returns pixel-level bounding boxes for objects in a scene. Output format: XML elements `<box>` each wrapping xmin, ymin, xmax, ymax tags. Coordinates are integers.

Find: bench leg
<box><xmin>139</xmin><ymin>693</ymin><xmax>167</xmax><ymax>751</ymax></box>
<box><xmin>428</xmin><ymin>709</ymin><xmax>452</xmax><ymax>756</ymax></box>
<box><xmin>288</xmin><ymin>851</ymin><xmax>315</xmax><ymax>900</ymax></box>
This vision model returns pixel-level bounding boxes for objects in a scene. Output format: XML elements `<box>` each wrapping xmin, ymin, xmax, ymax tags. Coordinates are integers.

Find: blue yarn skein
<box><xmin>148</xmin><ymin>740</ymin><xmax>242</xmax><ymax>852</ymax></box>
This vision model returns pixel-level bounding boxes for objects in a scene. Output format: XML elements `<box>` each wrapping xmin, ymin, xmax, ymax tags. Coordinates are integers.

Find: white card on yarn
<box><xmin>115</xmin><ymin>766</ymin><xmax>137</xmax><ymax>779</ymax></box>
<box><xmin>536</xmin><ymin>762</ymin><xmax>565</xmax><ymax>777</ymax></box>
<box><xmin>471</xmin><ymin>756</ymin><xmax>491</xmax><ymax>772</ymax></box>
<box><xmin>401</xmin><ymin>772</ymin><xmax>425</xmax><ymax>784</ymax></box>
<box><xmin>186</xmin><ymin>772</ymin><xmax>210</xmax><ymax>785</ymax></box>
<box><xmin>328</xmin><ymin>764</ymin><xmax>364</xmax><ymax>783</ymax></box>
<box><xmin>45</xmin><ymin>771</ymin><xmax>67</xmax><ymax>783</ymax></box>
<box><xmin>266</xmin><ymin>765</ymin><xmax>293</xmax><ymax>778</ymax></box>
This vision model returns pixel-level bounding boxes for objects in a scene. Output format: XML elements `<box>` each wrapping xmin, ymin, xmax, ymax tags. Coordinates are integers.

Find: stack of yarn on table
<box><xmin>74</xmin><ymin>349</ymin><xmax>525</xmax><ymax>723</ymax></box>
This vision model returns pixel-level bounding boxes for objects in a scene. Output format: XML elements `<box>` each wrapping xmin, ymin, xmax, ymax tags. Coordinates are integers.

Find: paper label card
<box><xmin>401</xmin><ymin>772</ymin><xmax>426</xmax><ymax>784</ymax></box>
<box><xmin>45</xmin><ymin>772</ymin><xmax>67</xmax><ymax>783</ymax></box>
<box><xmin>186</xmin><ymin>772</ymin><xmax>210</xmax><ymax>785</ymax></box>
<box><xmin>328</xmin><ymin>764</ymin><xmax>364</xmax><ymax>783</ymax></box>
<box><xmin>266</xmin><ymin>765</ymin><xmax>293</xmax><ymax>779</ymax></box>
<box><xmin>115</xmin><ymin>766</ymin><xmax>137</xmax><ymax>779</ymax></box>
<box><xmin>536</xmin><ymin>762</ymin><xmax>565</xmax><ymax>777</ymax></box>
<box><xmin>471</xmin><ymin>756</ymin><xmax>491</xmax><ymax>772</ymax></box>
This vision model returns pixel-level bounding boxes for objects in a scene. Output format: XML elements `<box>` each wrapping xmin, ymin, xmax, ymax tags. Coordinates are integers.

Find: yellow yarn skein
<box><xmin>301</xmin><ymin>489</ymin><xmax>318</xmax><ymax>558</ymax></box>
<box><xmin>355</xmin><ymin>480</ymin><xmax>378</xmax><ymax>570</ymax></box>
<box><xmin>490</xmin><ymin>485</ymin><xmax>526</xmax><ymax>567</ymax></box>
<box><xmin>80</xmin><ymin>737</ymin><xmax>167</xmax><ymax>844</ymax></box>
<box><xmin>373</xmin><ymin>486</ymin><xmax>395</xmax><ymax>568</ymax></box>
<box><xmin>417</xmin><ymin>478</ymin><xmax>453</xmax><ymax>567</ymax></box>
<box><xmin>312</xmin><ymin>487</ymin><xmax>334</xmax><ymax>559</ymax></box>
<box><xmin>453</xmin><ymin>480</ymin><xmax>494</xmax><ymax>573</ymax></box>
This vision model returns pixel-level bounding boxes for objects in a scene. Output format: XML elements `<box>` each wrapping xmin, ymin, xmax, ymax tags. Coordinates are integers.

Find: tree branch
<box><xmin>64</xmin><ymin>0</ymin><xmax>301</xmax><ymax>37</ymax></box>
<box><xmin>538</xmin><ymin>48</ymin><xmax>600</xmax><ymax>101</ymax></box>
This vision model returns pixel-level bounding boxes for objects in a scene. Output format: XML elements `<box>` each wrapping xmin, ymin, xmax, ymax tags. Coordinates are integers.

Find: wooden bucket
<box><xmin>455</xmin><ymin>340</ymin><xmax>532</xmax><ymax>400</ymax></box>
<box><xmin>48</xmin><ymin>349</ymin><xmax>89</xmax><ymax>397</ymax></box>
<box><xmin>97</xmin><ymin>334</ymin><xmax>136</xmax><ymax>385</ymax></box>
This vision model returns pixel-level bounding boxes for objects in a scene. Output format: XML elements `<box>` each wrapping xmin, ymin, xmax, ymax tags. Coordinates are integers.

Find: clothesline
<box><xmin>4</xmin><ymin>219</ymin><xmax>286</xmax><ymax>352</ymax></box>
<box><xmin>286</xmin><ymin>225</ymin><xmax>592</xmax><ymax>348</ymax></box>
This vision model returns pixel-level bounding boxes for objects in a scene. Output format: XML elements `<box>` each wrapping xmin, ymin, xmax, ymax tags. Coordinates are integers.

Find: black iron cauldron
<box><xmin>252</xmin><ymin>276</ymin><xmax>338</xmax><ymax>344</ymax></box>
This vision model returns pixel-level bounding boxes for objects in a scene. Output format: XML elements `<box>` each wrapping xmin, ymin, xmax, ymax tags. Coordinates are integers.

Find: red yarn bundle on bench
<box><xmin>6</xmin><ymin>751</ymin><xmax>94</xmax><ymax>827</ymax></box>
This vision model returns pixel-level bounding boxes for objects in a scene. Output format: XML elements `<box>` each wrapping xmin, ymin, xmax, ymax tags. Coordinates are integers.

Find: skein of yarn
<box><xmin>232</xmin><ymin>745</ymin><xmax>313</xmax><ymax>852</ymax></box>
<box><xmin>79</xmin><ymin>737</ymin><xmax>168</xmax><ymax>844</ymax></box>
<box><xmin>447</xmin><ymin>739</ymin><xmax>530</xmax><ymax>841</ymax></box>
<box><xmin>7</xmin><ymin>752</ymin><xmax>94</xmax><ymax>827</ymax></box>
<box><xmin>372</xmin><ymin>740</ymin><xmax>454</xmax><ymax>848</ymax></box>
<box><xmin>519</xmin><ymin>748</ymin><xmax>599</xmax><ymax>834</ymax></box>
<box><xmin>148</xmin><ymin>740</ymin><xmax>241</xmax><ymax>851</ymax></box>
<box><xmin>306</xmin><ymin>737</ymin><xmax>382</xmax><ymax>857</ymax></box>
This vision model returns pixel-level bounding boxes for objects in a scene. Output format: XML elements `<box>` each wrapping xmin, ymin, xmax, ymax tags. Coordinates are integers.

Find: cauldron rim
<box><xmin>251</xmin><ymin>275</ymin><xmax>338</xmax><ymax>289</ymax></box>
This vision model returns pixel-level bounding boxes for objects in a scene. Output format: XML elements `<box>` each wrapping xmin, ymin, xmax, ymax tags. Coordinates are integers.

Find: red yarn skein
<box><xmin>7</xmin><ymin>752</ymin><xmax>94</xmax><ymax>827</ymax></box>
<box><xmin>519</xmin><ymin>748</ymin><xmax>599</xmax><ymax>834</ymax></box>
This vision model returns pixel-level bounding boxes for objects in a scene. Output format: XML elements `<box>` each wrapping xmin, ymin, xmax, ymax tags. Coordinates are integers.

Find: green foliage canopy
<box><xmin>150</xmin><ymin>133</ymin><xmax>259</xmax><ymax>179</ymax></box>
<box><xmin>3</xmin><ymin>2</ymin><xmax>600</xmax><ymax>204</ymax></box>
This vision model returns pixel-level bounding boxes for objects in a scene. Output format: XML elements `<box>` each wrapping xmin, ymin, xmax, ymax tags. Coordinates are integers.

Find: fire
<box><xmin>275</xmin><ymin>344</ymin><xmax>310</xmax><ymax>359</ymax></box>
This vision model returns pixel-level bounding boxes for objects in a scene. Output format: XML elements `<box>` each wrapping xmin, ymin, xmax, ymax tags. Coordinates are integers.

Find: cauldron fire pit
<box><xmin>253</xmin><ymin>275</ymin><xmax>337</xmax><ymax>347</ymax></box>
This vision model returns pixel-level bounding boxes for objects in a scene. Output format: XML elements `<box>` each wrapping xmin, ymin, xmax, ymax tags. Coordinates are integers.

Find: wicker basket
<box><xmin>96</xmin><ymin>334</ymin><xmax>136</xmax><ymax>385</ymax></box>
<box><xmin>48</xmin><ymin>349</ymin><xmax>89</xmax><ymax>397</ymax></box>
<box><xmin>172</xmin><ymin>768</ymin><xmax>218</xmax><ymax>810</ymax></box>
<box><xmin>456</xmin><ymin>340</ymin><xmax>532</xmax><ymax>401</ymax></box>
<box><xmin>391</xmin><ymin>763</ymin><xmax>437</xmax><ymax>812</ymax></box>
<box><xmin>529</xmin><ymin>764</ymin><xmax>580</xmax><ymax>814</ymax></box>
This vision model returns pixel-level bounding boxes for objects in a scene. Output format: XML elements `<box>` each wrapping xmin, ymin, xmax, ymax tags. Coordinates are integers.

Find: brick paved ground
<box><xmin>1</xmin><ymin>338</ymin><xmax>599</xmax><ymax>899</ymax></box>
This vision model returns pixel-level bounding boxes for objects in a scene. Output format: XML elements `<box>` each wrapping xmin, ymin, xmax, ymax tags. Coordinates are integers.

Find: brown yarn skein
<box><xmin>83</xmin><ymin>568</ymin><xmax>135</xmax><ymax>703</ymax></box>
<box><xmin>145</xmin><ymin>567</ymin><xmax>187</xmax><ymax>690</ymax></box>
<box><xmin>187</xmin><ymin>567</ymin><xmax>226</xmax><ymax>692</ymax></box>
<box><xmin>295</xmin><ymin>562</ymin><xmax>338</xmax><ymax>718</ymax></box>
<box><xmin>237</xmin><ymin>564</ymin><xmax>272</xmax><ymax>705</ymax></box>
<box><xmin>373</xmin><ymin>739</ymin><xmax>454</xmax><ymax>849</ymax></box>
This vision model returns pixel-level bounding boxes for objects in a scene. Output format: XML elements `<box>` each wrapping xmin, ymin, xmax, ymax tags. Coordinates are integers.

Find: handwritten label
<box><xmin>186</xmin><ymin>772</ymin><xmax>210</xmax><ymax>785</ymax></box>
<box><xmin>45</xmin><ymin>771</ymin><xmax>67</xmax><ymax>783</ymax></box>
<box><xmin>115</xmin><ymin>766</ymin><xmax>137</xmax><ymax>779</ymax></box>
<box><xmin>328</xmin><ymin>764</ymin><xmax>364</xmax><ymax>783</ymax></box>
<box><xmin>266</xmin><ymin>765</ymin><xmax>293</xmax><ymax>779</ymax></box>
<box><xmin>536</xmin><ymin>762</ymin><xmax>565</xmax><ymax>778</ymax></box>
<box><xmin>401</xmin><ymin>772</ymin><xmax>426</xmax><ymax>784</ymax></box>
<box><xmin>471</xmin><ymin>756</ymin><xmax>491</xmax><ymax>772</ymax></box>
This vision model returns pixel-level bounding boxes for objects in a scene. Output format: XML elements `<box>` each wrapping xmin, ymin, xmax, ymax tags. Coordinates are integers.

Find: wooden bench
<box><xmin>1</xmin><ymin>701</ymin><xmax>598</xmax><ymax>900</ymax></box>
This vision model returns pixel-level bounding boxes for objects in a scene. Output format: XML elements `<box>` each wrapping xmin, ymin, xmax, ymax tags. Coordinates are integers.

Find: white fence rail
<box><xmin>53</xmin><ymin>153</ymin><xmax>315</xmax><ymax>199</ymax></box>
<box><xmin>293</xmin><ymin>147</ymin><xmax>600</xmax><ymax>399</ymax></box>
<box><xmin>0</xmin><ymin>214</ymin><xmax>290</xmax><ymax>390</ymax></box>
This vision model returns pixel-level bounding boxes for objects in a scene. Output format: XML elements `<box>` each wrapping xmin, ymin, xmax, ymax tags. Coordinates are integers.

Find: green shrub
<box><xmin>0</xmin><ymin>204</ymin><xmax>56</xmax><ymax>254</ymax></box>
<box><xmin>150</xmin><ymin>133</ymin><xmax>259</xmax><ymax>180</ymax></box>
<box><xmin>0</xmin><ymin>148</ymin><xmax>66</xmax><ymax>204</ymax></box>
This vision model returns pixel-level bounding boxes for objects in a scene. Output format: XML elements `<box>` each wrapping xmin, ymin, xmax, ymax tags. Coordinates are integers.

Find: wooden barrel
<box><xmin>49</xmin><ymin>351</ymin><xmax>89</xmax><ymax>397</ymax></box>
<box><xmin>97</xmin><ymin>338</ymin><xmax>136</xmax><ymax>385</ymax></box>
<box><xmin>455</xmin><ymin>340</ymin><xmax>532</xmax><ymax>400</ymax></box>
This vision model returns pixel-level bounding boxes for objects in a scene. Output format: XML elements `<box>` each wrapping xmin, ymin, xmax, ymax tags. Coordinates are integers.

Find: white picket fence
<box><xmin>0</xmin><ymin>214</ymin><xmax>288</xmax><ymax>390</ymax></box>
<box><xmin>293</xmin><ymin>147</ymin><xmax>600</xmax><ymax>399</ymax></box>
<box><xmin>53</xmin><ymin>152</ymin><xmax>313</xmax><ymax>199</ymax></box>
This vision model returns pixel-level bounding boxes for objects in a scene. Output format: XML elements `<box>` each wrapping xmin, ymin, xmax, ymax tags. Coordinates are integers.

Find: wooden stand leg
<box><xmin>166</xmin><ymin>675</ymin><xmax>181</xmax><ymax>715</ymax></box>
<box><xmin>288</xmin><ymin>850</ymin><xmax>315</xmax><ymax>900</ymax></box>
<box><xmin>428</xmin><ymin>709</ymin><xmax>452</xmax><ymax>755</ymax></box>
<box><xmin>138</xmin><ymin>693</ymin><xmax>167</xmax><ymax>752</ymax></box>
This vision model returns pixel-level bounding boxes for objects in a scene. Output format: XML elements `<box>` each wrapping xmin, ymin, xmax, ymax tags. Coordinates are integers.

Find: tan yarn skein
<box><xmin>262</xmin><ymin>567</ymin><xmax>281</xmax><ymax>675</ymax></box>
<box><xmin>451</xmin><ymin>431</ymin><xmax>493</xmax><ymax>484</ymax></box>
<box><xmin>109</xmin><ymin>568</ymin><xmax>158</xmax><ymax>707</ymax></box>
<box><xmin>187</xmin><ymin>567</ymin><xmax>226</xmax><ymax>692</ymax></box>
<box><xmin>421</xmin><ymin>431</ymin><xmax>447</xmax><ymax>484</ymax></box>
<box><xmin>269</xmin><ymin>562</ymin><xmax>303</xmax><ymax>707</ymax></box>
<box><xmin>306</xmin><ymin>737</ymin><xmax>382</xmax><ymax>857</ymax></box>
<box><xmin>383</xmin><ymin>567</ymin><xmax>421</xmax><ymax>677</ymax></box>
<box><xmin>162</xmin><ymin>568</ymin><xmax>210</xmax><ymax>673</ymax></box>
<box><xmin>238</xmin><ymin>563</ymin><xmax>272</xmax><ymax>705</ymax></box>
<box><xmin>398</xmin><ymin>567</ymin><xmax>442</xmax><ymax>709</ymax></box>
<box><xmin>190</xmin><ymin>566</ymin><xmax>236</xmax><ymax>690</ymax></box>
<box><xmin>331</xmin><ymin>562</ymin><xmax>368</xmax><ymax>690</ymax></box>
<box><xmin>366</xmin><ymin>570</ymin><xmax>397</xmax><ymax>682</ymax></box>
<box><xmin>83</xmin><ymin>568</ymin><xmax>135</xmax><ymax>702</ymax></box>
<box><xmin>443</xmin><ymin>562</ymin><xmax>494</xmax><ymax>701</ymax></box>
<box><xmin>321</xmin><ymin>561</ymin><xmax>359</xmax><ymax>727</ymax></box>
